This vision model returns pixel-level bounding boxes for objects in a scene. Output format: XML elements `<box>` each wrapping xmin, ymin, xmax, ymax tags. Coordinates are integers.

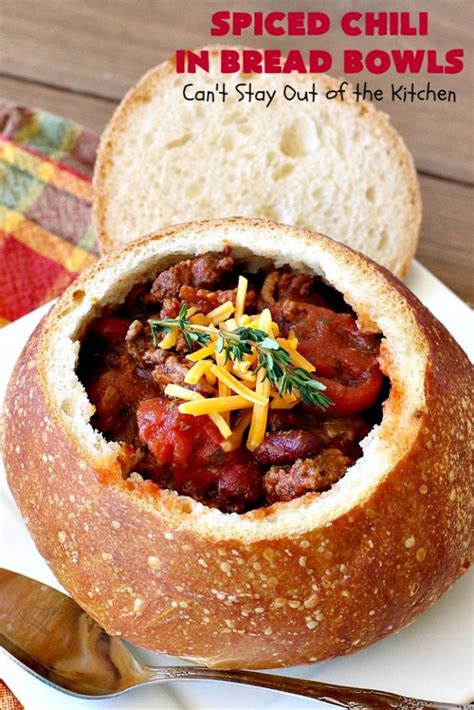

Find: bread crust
<box><xmin>3</xmin><ymin>218</ymin><xmax>471</xmax><ymax>669</ymax></box>
<box><xmin>93</xmin><ymin>48</ymin><xmax>421</xmax><ymax>278</ymax></box>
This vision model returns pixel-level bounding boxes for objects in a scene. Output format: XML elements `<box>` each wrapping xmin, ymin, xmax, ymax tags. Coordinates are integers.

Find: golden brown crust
<box><xmin>93</xmin><ymin>47</ymin><xmax>421</xmax><ymax>278</ymax></box>
<box><xmin>3</xmin><ymin>218</ymin><xmax>471</xmax><ymax>669</ymax></box>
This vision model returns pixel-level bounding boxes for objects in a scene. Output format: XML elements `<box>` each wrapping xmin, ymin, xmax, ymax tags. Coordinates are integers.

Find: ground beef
<box><xmin>125</xmin><ymin>326</ymin><xmax>212</xmax><ymax>392</ymax></box>
<box><xmin>179</xmin><ymin>285</ymin><xmax>256</xmax><ymax>314</ymax></box>
<box><xmin>263</xmin><ymin>448</ymin><xmax>350</xmax><ymax>504</ymax></box>
<box><xmin>150</xmin><ymin>255</ymin><xmax>235</xmax><ymax>301</ymax></box>
<box><xmin>271</xmin><ymin>298</ymin><xmax>308</xmax><ymax>336</ymax></box>
<box><xmin>125</xmin><ymin>326</ymin><xmax>161</xmax><ymax>367</ymax></box>
<box><xmin>260</xmin><ymin>270</ymin><xmax>328</xmax><ymax>308</ymax></box>
<box><xmin>259</xmin><ymin>271</ymin><xmax>280</xmax><ymax>307</ymax></box>
<box><xmin>125</xmin><ymin>319</ymin><xmax>144</xmax><ymax>341</ymax></box>
<box><xmin>278</xmin><ymin>272</ymin><xmax>315</xmax><ymax>302</ymax></box>
<box><xmin>180</xmin><ymin>285</ymin><xmax>235</xmax><ymax>313</ymax></box>
<box><xmin>151</xmin><ymin>352</ymin><xmax>191</xmax><ymax>389</ymax></box>
<box><xmin>122</xmin><ymin>282</ymin><xmax>157</xmax><ymax>311</ymax></box>
<box><xmin>159</xmin><ymin>298</ymin><xmax>181</xmax><ymax>318</ymax></box>
<box><xmin>128</xmin><ymin>341</ymin><xmax>213</xmax><ymax>394</ymax></box>
<box><xmin>151</xmin><ymin>352</ymin><xmax>215</xmax><ymax>395</ymax></box>
<box><xmin>86</xmin><ymin>354</ymin><xmax>159</xmax><ymax>446</ymax></box>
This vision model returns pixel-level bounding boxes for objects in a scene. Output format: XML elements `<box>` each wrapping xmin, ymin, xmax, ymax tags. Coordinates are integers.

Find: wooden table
<box><xmin>1</xmin><ymin>0</ymin><xmax>472</xmax><ymax>303</ymax></box>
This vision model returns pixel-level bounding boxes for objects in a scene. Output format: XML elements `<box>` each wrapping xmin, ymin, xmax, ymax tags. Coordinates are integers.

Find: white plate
<box><xmin>0</xmin><ymin>261</ymin><xmax>472</xmax><ymax>710</ymax></box>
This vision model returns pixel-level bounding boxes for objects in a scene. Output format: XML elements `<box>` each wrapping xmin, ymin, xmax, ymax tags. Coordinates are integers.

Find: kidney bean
<box><xmin>217</xmin><ymin>462</ymin><xmax>263</xmax><ymax>507</ymax></box>
<box><xmin>254</xmin><ymin>429</ymin><xmax>320</xmax><ymax>465</ymax></box>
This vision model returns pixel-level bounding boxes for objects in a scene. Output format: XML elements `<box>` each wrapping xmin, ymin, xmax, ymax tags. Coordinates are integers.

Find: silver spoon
<box><xmin>0</xmin><ymin>569</ymin><xmax>469</xmax><ymax>708</ymax></box>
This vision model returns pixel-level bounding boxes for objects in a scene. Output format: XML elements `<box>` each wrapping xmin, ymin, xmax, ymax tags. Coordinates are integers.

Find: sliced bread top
<box><xmin>94</xmin><ymin>48</ymin><xmax>421</xmax><ymax>277</ymax></box>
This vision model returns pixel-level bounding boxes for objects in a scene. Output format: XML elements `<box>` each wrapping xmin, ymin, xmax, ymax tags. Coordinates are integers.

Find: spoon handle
<box><xmin>144</xmin><ymin>666</ymin><xmax>468</xmax><ymax>709</ymax></box>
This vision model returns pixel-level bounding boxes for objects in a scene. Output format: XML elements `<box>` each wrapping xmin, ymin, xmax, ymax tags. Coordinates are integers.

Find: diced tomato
<box><xmin>92</xmin><ymin>316</ymin><xmax>130</xmax><ymax>344</ymax></box>
<box><xmin>136</xmin><ymin>398</ymin><xmax>223</xmax><ymax>471</ymax></box>
<box><xmin>136</xmin><ymin>399</ymin><xmax>263</xmax><ymax>509</ymax></box>
<box><xmin>318</xmin><ymin>368</ymin><xmax>383</xmax><ymax>416</ymax></box>
<box><xmin>290</xmin><ymin>305</ymin><xmax>379</xmax><ymax>378</ymax></box>
<box><xmin>273</xmin><ymin>303</ymin><xmax>383</xmax><ymax>415</ymax></box>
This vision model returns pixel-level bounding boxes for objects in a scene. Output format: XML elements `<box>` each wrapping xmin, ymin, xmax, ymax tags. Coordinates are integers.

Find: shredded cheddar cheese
<box><xmin>184</xmin><ymin>360</ymin><xmax>214</xmax><ymax>385</ymax></box>
<box><xmin>158</xmin><ymin>326</ymin><xmax>179</xmax><ymax>350</ymax></box>
<box><xmin>210</xmin><ymin>365</ymin><xmax>268</xmax><ymax>405</ymax></box>
<box><xmin>158</xmin><ymin>285</ymin><xmax>321</xmax><ymax>450</ymax></box>
<box><xmin>231</xmin><ymin>359</ymin><xmax>257</xmax><ymax>383</ymax></box>
<box><xmin>235</xmin><ymin>275</ymin><xmax>248</xmax><ymax>324</ymax></box>
<box><xmin>186</xmin><ymin>340</ymin><xmax>217</xmax><ymax>362</ymax></box>
<box><xmin>189</xmin><ymin>313</ymin><xmax>209</xmax><ymax>326</ymax></box>
<box><xmin>288</xmin><ymin>329</ymin><xmax>298</xmax><ymax>348</ymax></box>
<box><xmin>164</xmin><ymin>384</ymin><xmax>232</xmax><ymax>438</ymax></box>
<box><xmin>179</xmin><ymin>395</ymin><xmax>253</xmax><ymax>415</ymax></box>
<box><xmin>221</xmin><ymin>410</ymin><xmax>253</xmax><ymax>452</ymax></box>
<box><xmin>276</xmin><ymin>338</ymin><xmax>315</xmax><ymax>372</ymax></box>
<box><xmin>269</xmin><ymin>395</ymin><xmax>299</xmax><ymax>409</ymax></box>
<box><xmin>164</xmin><ymin>383</ymin><xmax>202</xmax><ymax>401</ymax></box>
<box><xmin>215</xmin><ymin>346</ymin><xmax>232</xmax><ymax>424</ymax></box>
<box><xmin>222</xmin><ymin>317</ymin><xmax>237</xmax><ymax>331</ymax></box>
<box><xmin>207</xmin><ymin>300</ymin><xmax>235</xmax><ymax>324</ymax></box>
<box><xmin>246</xmin><ymin>308</ymin><xmax>272</xmax><ymax>451</ymax></box>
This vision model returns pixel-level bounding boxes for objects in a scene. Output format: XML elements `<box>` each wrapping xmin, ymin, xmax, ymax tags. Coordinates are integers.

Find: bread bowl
<box><xmin>3</xmin><ymin>217</ymin><xmax>471</xmax><ymax>669</ymax></box>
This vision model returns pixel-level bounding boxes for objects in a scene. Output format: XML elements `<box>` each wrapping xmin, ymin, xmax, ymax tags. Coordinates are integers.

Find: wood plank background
<box><xmin>1</xmin><ymin>0</ymin><xmax>472</xmax><ymax>303</ymax></box>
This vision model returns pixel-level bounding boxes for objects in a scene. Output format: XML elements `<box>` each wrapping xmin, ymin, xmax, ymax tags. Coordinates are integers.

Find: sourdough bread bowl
<box><xmin>93</xmin><ymin>47</ymin><xmax>421</xmax><ymax>277</ymax></box>
<box><xmin>3</xmin><ymin>218</ymin><xmax>472</xmax><ymax>670</ymax></box>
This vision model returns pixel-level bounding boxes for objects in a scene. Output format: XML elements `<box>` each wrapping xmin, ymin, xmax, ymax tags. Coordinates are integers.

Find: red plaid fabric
<box><xmin>0</xmin><ymin>101</ymin><xmax>100</xmax><ymax>327</ymax></box>
<box><xmin>0</xmin><ymin>101</ymin><xmax>102</xmax><ymax>703</ymax></box>
<box><xmin>0</xmin><ymin>680</ymin><xmax>23</xmax><ymax>709</ymax></box>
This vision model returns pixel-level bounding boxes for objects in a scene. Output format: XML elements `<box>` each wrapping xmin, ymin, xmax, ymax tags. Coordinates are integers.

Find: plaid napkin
<box><xmin>0</xmin><ymin>680</ymin><xmax>23</xmax><ymax>709</ymax></box>
<box><xmin>0</xmin><ymin>102</ymin><xmax>102</xmax><ymax>704</ymax></box>
<box><xmin>0</xmin><ymin>102</ymin><xmax>100</xmax><ymax>327</ymax></box>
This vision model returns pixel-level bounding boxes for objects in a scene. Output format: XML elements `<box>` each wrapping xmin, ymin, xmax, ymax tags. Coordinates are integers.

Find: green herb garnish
<box><xmin>149</xmin><ymin>305</ymin><xmax>332</xmax><ymax>410</ymax></box>
<box><xmin>149</xmin><ymin>303</ymin><xmax>211</xmax><ymax>350</ymax></box>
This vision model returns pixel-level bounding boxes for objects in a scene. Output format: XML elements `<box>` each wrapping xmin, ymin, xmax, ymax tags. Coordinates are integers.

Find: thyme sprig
<box><xmin>150</xmin><ymin>303</ymin><xmax>210</xmax><ymax>350</ymax></box>
<box><xmin>149</xmin><ymin>305</ymin><xmax>332</xmax><ymax>410</ymax></box>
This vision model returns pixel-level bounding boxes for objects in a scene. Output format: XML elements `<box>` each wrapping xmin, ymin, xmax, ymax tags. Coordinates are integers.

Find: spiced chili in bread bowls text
<box><xmin>3</xmin><ymin>218</ymin><xmax>472</xmax><ymax>669</ymax></box>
